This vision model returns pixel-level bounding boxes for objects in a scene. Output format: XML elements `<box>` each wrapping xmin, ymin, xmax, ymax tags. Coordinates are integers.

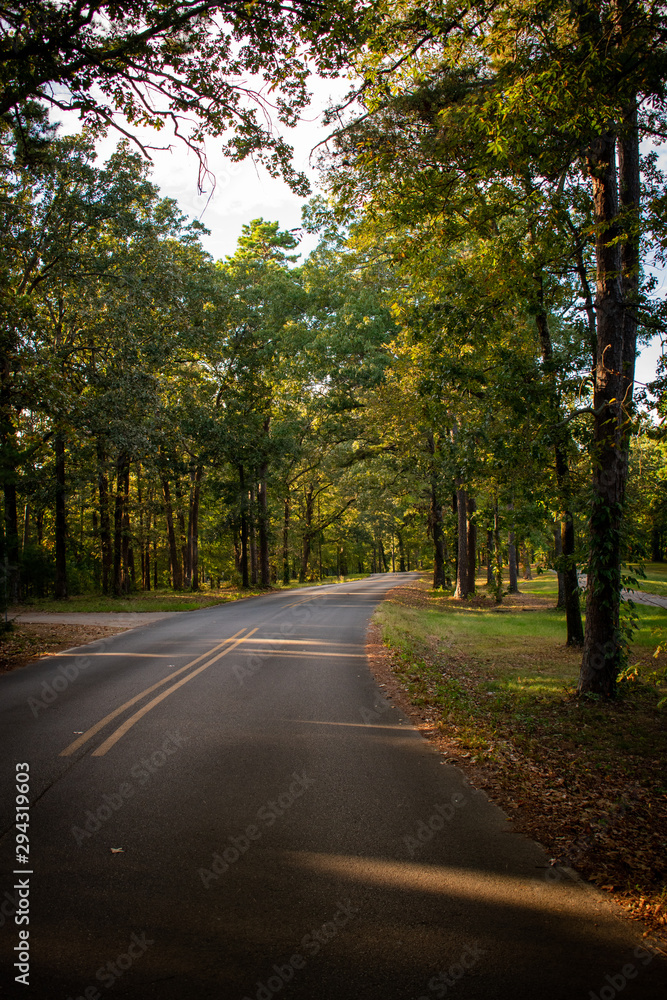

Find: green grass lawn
<box><xmin>13</xmin><ymin>589</ymin><xmax>247</xmax><ymax>613</ymax></box>
<box><xmin>625</xmin><ymin>562</ymin><xmax>667</xmax><ymax>597</ymax></box>
<box><xmin>381</xmin><ymin>574</ymin><xmax>667</xmax><ymax>704</ymax></box>
<box><xmin>11</xmin><ymin>574</ymin><xmax>372</xmax><ymax>614</ymax></box>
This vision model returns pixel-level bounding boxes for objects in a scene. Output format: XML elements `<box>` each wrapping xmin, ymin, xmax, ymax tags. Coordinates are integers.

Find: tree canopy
<box><xmin>0</xmin><ymin>0</ymin><xmax>373</xmax><ymax>188</ymax></box>
<box><xmin>2</xmin><ymin>1</ymin><xmax>667</xmax><ymax>703</ymax></box>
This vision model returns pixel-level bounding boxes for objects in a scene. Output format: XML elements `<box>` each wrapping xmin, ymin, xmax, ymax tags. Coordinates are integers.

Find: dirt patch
<box><xmin>0</xmin><ymin>622</ymin><xmax>130</xmax><ymax>674</ymax></box>
<box><xmin>367</xmin><ymin>581</ymin><xmax>667</xmax><ymax>950</ymax></box>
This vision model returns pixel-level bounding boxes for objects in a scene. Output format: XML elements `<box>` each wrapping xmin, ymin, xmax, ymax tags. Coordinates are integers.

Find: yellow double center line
<box><xmin>60</xmin><ymin>628</ymin><xmax>256</xmax><ymax>758</ymax></box>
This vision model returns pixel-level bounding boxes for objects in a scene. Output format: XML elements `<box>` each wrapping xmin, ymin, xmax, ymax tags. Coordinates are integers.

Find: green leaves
<box><xmin>0</xmin><ymin>1</ymin><xmax>377</xmax><ymax>192</ymax></box>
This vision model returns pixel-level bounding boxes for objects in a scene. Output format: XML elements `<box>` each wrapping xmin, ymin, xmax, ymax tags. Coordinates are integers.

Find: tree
<box><xmin>0</xmin><ymin>1</ymin><xmax>373</xmax><ymax>190</ymax></box>
<box><xmin>0</xmin><ymin>114</ymin><xmax>165</xmax><ymax>597</ymax></box>
<box><xmin>206</xmin><ymin>219</ymin><xmax>305</xmax><ymax>587</ymax></box>
<box><xmin>323</xmin><ymin>0</ymin><xmax>667</xmax><ymax>692</ymax></box>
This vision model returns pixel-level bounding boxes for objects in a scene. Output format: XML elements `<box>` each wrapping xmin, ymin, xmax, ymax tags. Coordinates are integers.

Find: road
<box><xmin>1</xmin><ymin>574</ymin><xmax>664</xmax><ymax>999</ymax></box>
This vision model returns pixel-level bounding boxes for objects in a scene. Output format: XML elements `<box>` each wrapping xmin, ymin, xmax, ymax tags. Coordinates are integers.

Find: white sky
<box><xmin>85</xmin><ymin>75</ymin><xmax>348</xmax><ymax>263</ymax></box>
<box><xmin>124</xmin><ymin>118</ymin><xmax>322</xmax><ymax>262</ymax></box>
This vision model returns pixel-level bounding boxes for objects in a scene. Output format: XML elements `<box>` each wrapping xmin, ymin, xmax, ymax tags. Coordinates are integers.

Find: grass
<box><xmin>625</xmin><ymin>562</ymin><xmax>667</xmax><ymax>598</ymax></box>
<box><xmin>13</xmin><ymin>589</ymin><xmax>245</xmax><ymax>613</ymax></box>
<box><xmin>374</xmin><ymin>574</ymin><xmax>667</xmax><ymax>931</ymax></box>
<box><xmin>378</xmin><ymin>579</ymin><xmax>667</xmax><ymax>773</ymax></box>
<box><xmin>9</xmin><ymin>574</ymin><xmax>372</xmax><ymax>615</ymax></box>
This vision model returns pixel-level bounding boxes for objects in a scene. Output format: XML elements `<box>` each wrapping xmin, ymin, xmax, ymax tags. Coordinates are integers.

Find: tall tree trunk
<box><xmin>486</xmin><ymin>528</ymin><xmax>494</xmax><ymax>586</ymax></box>
<box><xmin>1</xmin><ymin>351</ymin><xmax>20</xmax><ymax>602</ymax></box>
<box><xmin>318</xmin><ymin>528</ymin><xmax>323</xmax><ymax>580</ymax></box>
<box><xmin>96</xmin><ymin>440</ymin><xmax>112</xmax><ymax>595</ymax></box>
<box><xmin>21</xmin><ymin>502</ymin><xmax>29</xmax><ymax>550</ymax></box>
<box><xmin>239</xmin><ymin>466</ymin><xmax>249</xmax><ymax>588</ymax></box>
<box><xmin>300</xmin><ymin>486</ymin><xmax>314</xmax><ymax>582</ymax></box>
<box><xmin>561</xmin><ymin>513</ymin><xmax>583</xmax><ymax>645</ymax></box>
<box><xmin>121</xmin><ymin>459</ymin><xmax>131</xmax><ymax>593</ymax></box>
<box><xmin>579</xmin><ymin>115</ymin><xmax>637</xmax><ymax>696</ymax></box>
<box><xmin>301</xmin><ymin>533</ymin><xmax>311</xmax><ymax>581</ymax></box>
<box><xmin>143</xmin><ymin>492</ymin><xmax>153</xmax><ymax>591</ymax></box>
<box><xmin>161</xmin><ymin>474</ymin><xmax>182</xmax><ymax>590</ymax></box>
<box><xmin>173</xmin><ymin>477</ymin><xmax>189</xmax><ymax>589</ymax></box>
<box><xmin>507</xmin><ymin>501</ymin><xmax>519</xmax><ymax>594</ymax></box>
<box><xmin>554</xmin><ymin>520</ymin><xmax>566</xmax><ymax>609</ymax></box>
<box><xmin>618</xmin><ymin>98</ymin><xmax>640</xmax><ymax>414</ymax></box>
<box><xmin>258</xmin><ymin>463</ymin><xmax>270</xmax><ymax>588</ymax></box>
<box><xmin>3</xmin><ymin>480</ymin><xmax>20</xmax><ymax>602</ymax></box>
<box><xmin>138</xmin><ymin>464</ymin><xmax>145</xmax><ymax>590</ymax></box>
<box><xmin>144</xmin><ymin>519</ymin><xmax>151</xmax><ymax>592</ymax></box>
<box><xmin>91</xmin><ymin>509</ymin><xmax>100</xmax><ymax>589</ymax></box>
<box><xmin>113</xmin><ymin>460</ymin><xmax>123</xmax><ymax>596</ymax></box>
<box><xmin>188</xmin><ymin>466</ymin><xmax>202</xmax><ymax>592</ymax></box>
<box><xmin>493</xmin><ymin>496</ymin><xmax>503</xmax><ymax>604</ymax></box>
<box><xmin>428</xmin><ymin>433</ymin><xmax>446</xmax><ymax>587</ymax></box>
<box><xmin>535</xmin><ymin>273</ymin><xmax>583</xmax><ymax>642</ymax></box>
<box><xmin>465</xmin><ymin>495</ymin><xmax>477</xmax><ymax>595</ymax></box>
<box><xmin>397</xmin><ymin>530</ymin><xmax>406</xmax><ymax>572</ymax></box>
<box><xmin>556</xmin><ymin>450</ymin><xmax>585</xmax><ymax>646</ymax></box>
<box><xmin>520</xmin><ymin>540</ymin><xmax>533</xmax><ymax>580</ymax></box>
<box><xmin>113</xmin><ymin>451</ymin><xmax>129</xmax><ymax>596</ymax></box>
<box><xmin>233</xmin><ymin>524</ymin><xmax>241</xmax><ymax>574</ymax></box>
<box><xmin>508</xmin><ymin>527</ymin><xmax>519</xmax><ymax>594</ymax></box>
<box><xmin>282</xmin><ymin>496</ymin><xmax>290</xmax><ymax>584</ymax></box>
<box><xmin>453</xmin><ymin>485</ymin><xmax>468</xmax><ymax>598</ymax></box>
<box><xmin>430</xmin><ymin>482</ymin><xmax>446</xmax><ymax>587</ymax></box>
<box><xmin>153</xmin><ymin>517</ymin><xmax>158</xmax><ymax>590</ymax></box>
<box><xmin>249</xmin><ymin>483</ymin><xmax>258</xmax><ymax>585</ymax></box>
<box><xmin>54</xmin><ymin>434</ymin><xmax>67</xmax><ymax>600</ymax></box>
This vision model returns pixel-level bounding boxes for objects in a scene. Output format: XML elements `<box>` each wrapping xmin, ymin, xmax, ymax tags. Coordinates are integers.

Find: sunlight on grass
<box><xmin>13</xmin><ymin>574</ymin><xmax>372</xmax><ymax>614</ymax></box>
<box><xmin>18</xmin><ymin>591</ymin><xmax>242</xmax><ymax>613</ymax></box>
<box><xmin>625</xmin><ymin>562</ymin><xmax>667</xmax><ymax>597</ymax></box>
<box><xmin>376</xmin><ymin>580</ymin><xmax>667</xmax><ymax>713</ymax></box>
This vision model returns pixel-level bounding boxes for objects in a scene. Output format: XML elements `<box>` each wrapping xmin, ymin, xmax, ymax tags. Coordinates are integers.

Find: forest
<box><xmin>2</xmin><ymin>1</ymin><xmax>667</xmax><ymax>700</ymax></box>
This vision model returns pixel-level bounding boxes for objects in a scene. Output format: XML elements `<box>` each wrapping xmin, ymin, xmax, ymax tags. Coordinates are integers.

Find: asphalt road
<box><xmin>1</xmin><ymin>574</ymin><xmax>665</xmax><ymax>1000</ymax></box>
